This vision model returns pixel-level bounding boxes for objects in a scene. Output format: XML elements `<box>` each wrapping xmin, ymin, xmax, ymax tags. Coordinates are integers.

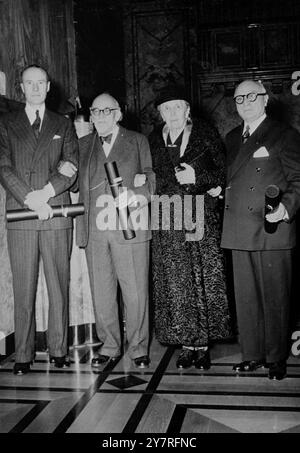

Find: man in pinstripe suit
<box><xmin>0</xmin><ymin>65</ymin><xmax>78</xmax><ymax>375</ymax></box>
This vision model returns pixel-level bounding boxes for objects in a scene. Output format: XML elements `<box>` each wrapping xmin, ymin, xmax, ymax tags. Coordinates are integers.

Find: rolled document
<box><xmin>6</xmin><ymin>203</ymin><xmax>85</xmax><ymax>222</ymax></box>
<box><xmin>264</xmin><ymin>184</ymin><xmax>280</xmax><ymax>234</ymax></box>
<box><xmin>104</xmin><ymin>161</ymin><xmax>136</xmax><ymax>240</ymax></box>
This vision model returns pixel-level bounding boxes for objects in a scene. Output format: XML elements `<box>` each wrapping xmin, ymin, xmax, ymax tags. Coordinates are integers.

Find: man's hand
<box><xmin>34</xmin><ymin>203</ymin><xmax>53</xmax><ymax>220</ymax></box>
<box><xmin>265</xmin><ymin>202</ymin><xmax>288</xmax><ymax>223</ymax></box>
<box><xmin>134</xmin><ymin>173</ymin><xmax>146</xmax><ymax>187</ymax></box>
<box><xmin>115</xmin><ymin>187</ymin><xmax>138</xmax><ymax>209</ymax></box>
<box><xmin>175</xmin><ymin>163</ymin><xmax>196</xmax><ymax>185</ymax></box>
<box><xmin>25</xmin><ymin>190</ymin><xmax>50</xmax><ymax>208</ymax></box>
<box><xmin>24</xmin><ymin>195</ymin><xmax>53</xmax><ymax>220</ymax></box>
<box><xmin>207</xmin><ymin>186</ymin><xmax>222</xmax><ymax>197</ymax></box>
<box><xmin>24</xmin><ymin>183</ymin><xmax>55</xmax><ymax>209</ymax></box>
<box><xmin>58</xmin><ymin>160</ymin><xmax>77</xmax><ymax>178</ymax></box>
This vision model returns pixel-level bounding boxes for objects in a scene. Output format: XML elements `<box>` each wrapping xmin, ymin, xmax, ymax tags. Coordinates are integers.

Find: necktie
<box><xmin>242</xmin><ymin>125</ymin><xmax>250</xmax><ymax>143</ymax></box>
<box><xmin>32</xmin><ymin>110</ymin><xmax>41</xmax><ymax>139</ymax></box>
<box><xmin>100</xmin><ymin>134</ymin><xmax>112</xmax><ymax>145</ymax></box>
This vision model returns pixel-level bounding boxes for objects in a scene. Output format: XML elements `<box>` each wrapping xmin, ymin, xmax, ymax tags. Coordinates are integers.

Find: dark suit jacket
<box><xmin>0</xmin><ymin>108</ymin><xmax>78</xmax><ymax>230</ymax></box>
<box><xmin>76</xmin><ymin>126</ymin><xmax>155</xmax><ymax>247</ymax></box>
<box><xmin>221</xmin><ymin>117</ymin><xmax>300</xmax><ymax>250</ymax></box>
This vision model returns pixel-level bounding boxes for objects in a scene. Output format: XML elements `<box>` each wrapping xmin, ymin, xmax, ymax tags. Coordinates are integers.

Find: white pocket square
<box><xmin>253</xmin><ymin>146</ymin><xmax>269</xmax><ymax>158</ymax></box>
<box><xmin>53</xmin><ymin>134</ymin><xmax>61</xmax><ymax>140</ymax></box>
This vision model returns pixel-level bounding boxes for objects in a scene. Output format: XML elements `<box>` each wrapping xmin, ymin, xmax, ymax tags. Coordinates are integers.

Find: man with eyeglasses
<box><xmin>220</xmin><ymin>79</ymin><xmax>300</xmax><ymax>380</ymax></box>
<box><xmin>75</xmin><ymin>92</ymin><xmax>155</xmax><ymax>369</ymax></box>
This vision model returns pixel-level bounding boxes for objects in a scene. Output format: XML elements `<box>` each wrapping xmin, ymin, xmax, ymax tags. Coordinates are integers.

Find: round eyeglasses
<box><xmin>234</xmin><ymin>92</ymin><xmax>267</xmax><ymax>104</ymax></box>
<box><xmin>89</xmin><ymin>107</ymin><xmax>119</xmax><ymax>116</ymax></box>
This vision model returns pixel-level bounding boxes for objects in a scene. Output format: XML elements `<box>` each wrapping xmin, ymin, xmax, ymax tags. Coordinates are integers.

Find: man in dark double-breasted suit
<box><xmin>76</xmin><ymin>92</ymin><xmax>155</xmax><ymax>369</ymax></box>
<box><xmin>0</xmin><ymin>65</ymin><xmax>78</xmax><ymax>374</ymax></box>
<box><xmin>221</xmin><ymin>79</ymin><xmax>300</xmax><ymax>380</ymax></box>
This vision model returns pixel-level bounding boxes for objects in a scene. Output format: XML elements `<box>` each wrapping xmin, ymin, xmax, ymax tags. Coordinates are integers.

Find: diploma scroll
<box><xmin>104</xmin><ymin>161</ymin><xmax>136</xmax><ymax>240</ymax></box>
<box><xmin>264</xmin><ymin>184</ymin><xmax>280</xmax><ymax>234</ymax></box>
<box><xmin>6</xmin><ymin>203</ymin><xmax>85</xmax><ymax>222</ymax></box>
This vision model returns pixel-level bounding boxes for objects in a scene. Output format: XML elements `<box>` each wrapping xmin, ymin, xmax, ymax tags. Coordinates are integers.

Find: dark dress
<box><xmin>149</xmin><ymin>119</ymin><xmax>232</xmax><ymax>346</ymax></box>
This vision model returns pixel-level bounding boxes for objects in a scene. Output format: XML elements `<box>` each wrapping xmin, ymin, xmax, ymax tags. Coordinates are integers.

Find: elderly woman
<box><xmin>149</xmin><ymin>85</ymin><xmax>232</xmax><ymax>369</ymax></box>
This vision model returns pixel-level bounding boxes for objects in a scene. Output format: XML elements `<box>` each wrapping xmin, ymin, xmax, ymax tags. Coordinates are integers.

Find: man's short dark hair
<box><xmin>20</xmin><ymin>65</ymin><xmax>49</xmax><ymax>82</ymax></box>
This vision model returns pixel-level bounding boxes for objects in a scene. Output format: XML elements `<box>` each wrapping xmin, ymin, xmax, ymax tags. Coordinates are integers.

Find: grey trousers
<box><xmin>85</xmin><ymin>232</ymin><xmax>150</xmax><ymax>359</ymax></box>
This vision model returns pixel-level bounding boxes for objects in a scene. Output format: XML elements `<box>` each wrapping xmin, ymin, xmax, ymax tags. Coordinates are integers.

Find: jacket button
<box><xmin>256</xmin><ymin>168</ymin><xmax>261</xmax><ymax>172</ymax></box>
<box><xmin>249</xmin><ymin>186</ymin><xmax>255</xmax><ymax>191</ymax></box>
<box><xmin>225</xmin><ymin>204</ymin><xmax>229</xmax><ymax>209</ymax></box>
<box><xmin>248</xmin><ymin>206</ymin><xmax>253</xmax><ymax>211</ymax></box>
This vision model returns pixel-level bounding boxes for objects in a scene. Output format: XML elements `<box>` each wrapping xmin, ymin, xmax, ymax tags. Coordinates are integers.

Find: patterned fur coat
<box><xmin>149</xmin><ymin>118</ymin><xmax>232</xmax><ymax>346</ymax></box>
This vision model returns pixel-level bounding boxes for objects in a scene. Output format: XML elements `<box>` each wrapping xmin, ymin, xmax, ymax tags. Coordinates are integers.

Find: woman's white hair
<box><xmin>157</xmin><ymin>99</ymin><xmax>192</xmax><ymax>124</ymax></box>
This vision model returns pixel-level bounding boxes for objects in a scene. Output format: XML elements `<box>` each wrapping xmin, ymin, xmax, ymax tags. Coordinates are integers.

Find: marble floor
<box><xmin>0</xmin><ymin>337</ymin><xmax>300</xmax><ymax>436</ymax></box>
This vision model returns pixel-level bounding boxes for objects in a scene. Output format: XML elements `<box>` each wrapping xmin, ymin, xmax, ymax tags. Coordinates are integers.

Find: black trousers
<box><xmin>232</xmin><ymin>249</ymin><xmax>292</xmax><ymax>363</ymax></box>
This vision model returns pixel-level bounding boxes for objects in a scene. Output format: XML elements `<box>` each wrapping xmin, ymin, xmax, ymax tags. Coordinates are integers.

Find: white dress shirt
<box><xmin>243</xmin><ymin>113</ymin><xmax>266</xmax><ymax>136</ymax></box>
<box><xmin>25</xmin><ymin>103</ymin><xmax>45</xmax><ymax>129</ymax></box>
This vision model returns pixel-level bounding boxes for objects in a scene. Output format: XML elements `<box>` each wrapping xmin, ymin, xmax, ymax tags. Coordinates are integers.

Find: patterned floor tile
<box><xmin>106</xmin><ymin>374</ymin><xmax>147</xmax><ymax>390</ymax></box>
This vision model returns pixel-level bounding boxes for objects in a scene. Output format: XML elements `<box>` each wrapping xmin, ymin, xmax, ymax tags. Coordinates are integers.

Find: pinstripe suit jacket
<box><xmin>0</xmin><ymin>108</ymin><xmax>78</xmax><ymax>230</ymax></box>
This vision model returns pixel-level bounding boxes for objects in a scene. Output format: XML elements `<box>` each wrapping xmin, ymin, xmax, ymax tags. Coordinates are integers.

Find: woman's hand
<box><xmin>207</xmin><ymin>186</ymin><xmax>222</xmax><ymax>197</ymax></box>
<box><xmin>175</xmin><ymin>163</ymin><xmax>195</xmax><ymax>185</ymax></box>
<box><xmin>134</xmin><ymin>173</ymin><xmax>146</xmax><ymax>187</ymax></box>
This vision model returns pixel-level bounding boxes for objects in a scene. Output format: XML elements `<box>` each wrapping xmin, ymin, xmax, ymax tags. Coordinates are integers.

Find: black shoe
<box><xmin>13</xmin><ymin>362</ymin><xmax>31</xmax><ymax>375</ymax></box>
<box><xmin>49</xmin><ymin>356</ymin><xmax>70</xmax><ymax>368</ymax></box>
<box><xmin>176</xmin><ymin>349</ymin><xmax>195</xmax><ymax>369</ymax></box>
<box><xmin>233</xmin><ymin>359</ymin><xmax>266</xmax><ymax>372</ymax></box>
<box><xmin>134</xmin><ymin>356</ymin><xmax>150</xmax><ymax>369</ymax></box>
<box><xmin>194</xmin><ymin>349</ymin><xmax>211</xmax><ymax>370</ymax></box>
<box><xmin>268</xmin><ymin>361</ymin><xmax>286</xmax><ymax>380</ymax></box>
<box><xmin>91</xmin><ymin>355</ymin><xmax>119</xmax><ymax>367</ymax></box>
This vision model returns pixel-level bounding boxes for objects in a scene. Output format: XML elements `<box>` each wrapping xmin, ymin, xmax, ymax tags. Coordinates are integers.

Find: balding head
<box><xmin>234</xmin><ymin>80</ymin><xmax>266</xmax><ymax>98</ymax></box>
<box><xmin>90</xmin><ymin>92</ymin><xmax>122</xmax><ymax>136</ymax></box>
<box><xmin>92</xmin><ymin>93</ymin><xmax>120</xmax><ymax>110</ymax></box>
<box><xmin>234</xmin><ymin>80</ymin><xmax>268</xmax><ymax>124</ymax></box>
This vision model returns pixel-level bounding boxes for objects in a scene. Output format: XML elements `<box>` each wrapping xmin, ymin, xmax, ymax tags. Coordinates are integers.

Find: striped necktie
<box><xmin>242</xmin><ymin>125</ymin><xmax>250</xmax><ymax>143</ymax></box>
<box><xmin>32</xmin><ymin>110</ymin><xmax>41</xmax><ymax>139</ymax></box>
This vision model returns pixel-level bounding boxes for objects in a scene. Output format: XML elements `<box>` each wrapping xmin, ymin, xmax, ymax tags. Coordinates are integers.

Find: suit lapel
<box><xmin>8</xmin><ymin>109</ymin><xmax>37</xmax><ymax>157</ymax></box>
<box><xmin>106</xmin><ymin>127</ymin><xmax>129</xmax><ymax>163</ymax></box>
<box><xmin>228</xmin><ymin>117</ymin><xmax>272</xmax><ymax>180</ymax></box>
<box><xmin>30</xmin><ymin>110</ymin><xmax>61</xmax><ymax>168</ymax></box>
<box><xmin>83</xmin><ymin>132</ymin><xmax>101</xmax><ymax>188</ymax></box>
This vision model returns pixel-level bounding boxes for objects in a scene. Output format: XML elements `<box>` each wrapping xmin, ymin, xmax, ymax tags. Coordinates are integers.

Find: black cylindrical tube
<box><xmin>104</xmin><ymin>161</ymin><xmax>136</xmax><ymax>240</ymax></box>
<box><xmin>264</xmin><ymin>184</ymin><xmax>280</xmax><ymax>234</ymax></box>
<box><xmin>6</xmin><ymin>203</ymin><xmax>85</xmax><ymax>222</ymax></box>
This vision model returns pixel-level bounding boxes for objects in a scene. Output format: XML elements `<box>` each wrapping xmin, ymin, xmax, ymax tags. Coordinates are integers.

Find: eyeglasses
<box><xmin>234</xmin><ymin>92</ymin><xmax>267</xmax><ymax>104</ymax></box>
<box><xmin>89</xmin><ymin>107</ymin><xmax>119</xmax><ymax>116</ymax></box>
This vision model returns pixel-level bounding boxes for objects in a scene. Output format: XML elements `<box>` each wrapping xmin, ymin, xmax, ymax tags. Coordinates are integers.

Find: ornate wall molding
<box><xmin>123</xmin><ymin>1</ymin><xmax>195</xmax><ymax>134</ymax></box>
